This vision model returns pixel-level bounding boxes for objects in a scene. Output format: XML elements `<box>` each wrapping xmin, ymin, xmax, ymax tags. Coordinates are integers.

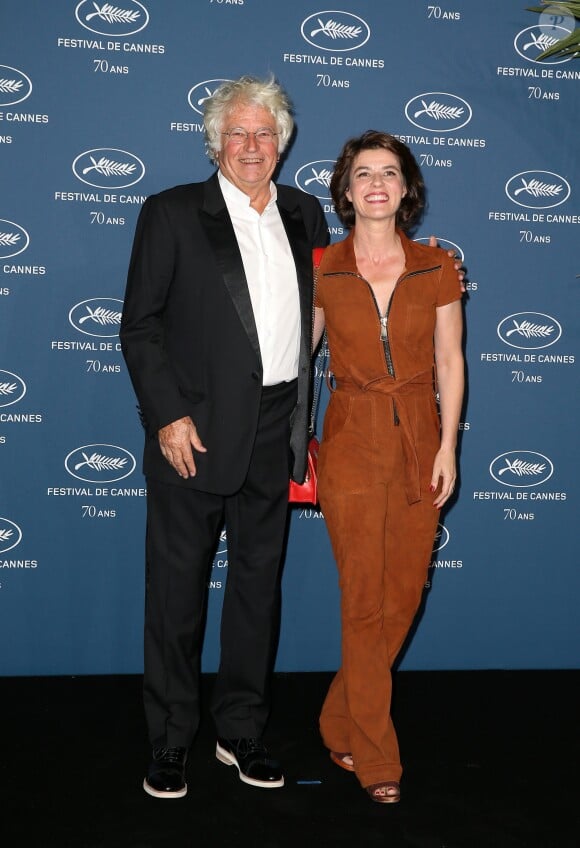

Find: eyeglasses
<box><xmin>221</xmin><ymin>127</ymin><xmax>278</xmax><ymax>144</ymax></box>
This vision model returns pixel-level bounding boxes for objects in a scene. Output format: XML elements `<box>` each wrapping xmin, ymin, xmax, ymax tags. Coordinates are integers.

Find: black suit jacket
<box><xmin>120</xmin><ymin>173</ymin><xmax>328</xmax><ymax>494</ymax></box>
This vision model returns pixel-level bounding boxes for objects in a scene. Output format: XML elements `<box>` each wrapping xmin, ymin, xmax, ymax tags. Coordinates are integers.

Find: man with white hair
<box><xmin>121</xmin><ymin>76</ymin><xmax>327</xmax><ymax>798</ymax></box>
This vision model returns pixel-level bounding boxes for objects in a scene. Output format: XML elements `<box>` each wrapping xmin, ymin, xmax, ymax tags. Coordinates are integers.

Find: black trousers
<box><xmin>143</xmin><ymin>380</ymin><xmax>297</xmax><ymax>749</ymax></box>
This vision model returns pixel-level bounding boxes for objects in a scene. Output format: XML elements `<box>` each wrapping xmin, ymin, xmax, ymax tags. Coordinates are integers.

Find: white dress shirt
<box><xmin>219</xmin><ymin>172</ymin><xmax>300</xmax><ymax>386</ymax></box>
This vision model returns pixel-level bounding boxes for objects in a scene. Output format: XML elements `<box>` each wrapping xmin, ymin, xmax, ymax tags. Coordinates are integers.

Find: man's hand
<box><xmin>158</xmin><ymin>416</ymin><xmax>207</xmax><ymax>479</ymax></box>
<box><xmin>429</xmin><ymin>235</ymin><xmax>466</xmax><ymax>294</ymax></box>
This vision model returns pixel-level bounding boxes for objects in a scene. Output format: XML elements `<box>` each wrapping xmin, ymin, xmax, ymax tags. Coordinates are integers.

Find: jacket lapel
<box><xmin>198</xmin><ymin>176</ymin><xmax>313</xmax><ymax>374</ymax></box>
<box><xmin>277</xmin><ymin>194</ymin><xmax>313</xmax><ymax>478</ymax></box>
<box><xmin>277</xmin><ymin>198</ymin><xmax>312</xmax><ymax>354</ymax></box>
<box><xmin>198</xmin><ymin>174</ymin><xmax>262</xmax><ymax>365</ymax></box>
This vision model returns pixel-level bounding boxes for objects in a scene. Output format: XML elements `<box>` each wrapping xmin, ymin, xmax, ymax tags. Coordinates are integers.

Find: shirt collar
<box><xmin>218</xmin><ymin>170</ymin><xmax>277</xmax><ymax>210</ymax></box>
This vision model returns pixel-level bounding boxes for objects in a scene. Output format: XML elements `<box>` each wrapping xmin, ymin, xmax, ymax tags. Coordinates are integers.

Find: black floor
<box><xmin>2</xmin><ymin>671</ymin><xmax>578</xmax><ymax>847</ymax></box>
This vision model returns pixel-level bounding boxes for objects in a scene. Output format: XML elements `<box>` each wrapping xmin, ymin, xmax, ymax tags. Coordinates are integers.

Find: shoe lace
<box><xmin>239</xmin><ymin>738</ymin><xmax>267</xmax><ymax>756</ymax></box>
<box><xmin>153</xmin><ymin>746</ymin><xmax>185</xmax><ymax>764</ymax></box>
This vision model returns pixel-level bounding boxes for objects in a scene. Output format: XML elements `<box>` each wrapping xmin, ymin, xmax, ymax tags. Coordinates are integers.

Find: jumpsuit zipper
<box><xmin>371</xmin><ymin>285</ymin><xmax>398</xmax><ymax>422</ymax></box>
<box><xmin>324</xmin><ymin>267</ymin><xmax>441</xmax><ymax>424</ymax></box>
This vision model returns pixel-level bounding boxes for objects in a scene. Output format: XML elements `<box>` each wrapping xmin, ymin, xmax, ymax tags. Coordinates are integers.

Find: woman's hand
<box><xmin>430</xmin><ymin>446</ymin><xmax>457</xmax><ymax>509</ymax></box>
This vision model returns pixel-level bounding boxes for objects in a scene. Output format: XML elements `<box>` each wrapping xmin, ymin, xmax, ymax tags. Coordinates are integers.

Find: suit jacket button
<box><xmin>251</xmin><ymin>371</ymin><xmax>260</xmax><ymax>381</ymax></box>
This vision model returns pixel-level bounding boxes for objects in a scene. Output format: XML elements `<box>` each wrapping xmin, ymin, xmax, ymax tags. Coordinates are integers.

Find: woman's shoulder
<box><xmin>318</xmin><ymin>233</ymin><xmax>355</xmax><ymax>272</ymax></box>
<box><xmin>402</xmin><ymin>232</ymin><xmax>446</xmax><ymax>260</ymax></box>
<box><xmin>402</xmin><ymin>234</ymin><xmax>458</xmax><ymax>277</ymax></box>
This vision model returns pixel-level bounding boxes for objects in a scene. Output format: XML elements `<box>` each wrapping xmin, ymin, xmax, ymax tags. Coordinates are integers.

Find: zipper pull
<box><xmin>380</xmin><ymin>316</ymin><xmax>388</xmax><ymax>341</ymax></box>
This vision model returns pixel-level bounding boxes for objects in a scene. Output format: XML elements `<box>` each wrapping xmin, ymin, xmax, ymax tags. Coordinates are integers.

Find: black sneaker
<box><xmin>216</xmin><ymin>737</ymin><xmax>284</xmax><ymax>788</ymax></box>
<box><xmin>143</xmin><ymin>746</ymin><xmax>188</xmax><ymax>798</ymax></box>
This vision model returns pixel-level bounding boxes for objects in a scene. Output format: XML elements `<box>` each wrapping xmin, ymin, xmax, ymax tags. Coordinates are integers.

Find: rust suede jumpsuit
<box><xmin>315</xmin><ymin>229</ymin><xmax>461</xmax><ymax>789</ymax></box>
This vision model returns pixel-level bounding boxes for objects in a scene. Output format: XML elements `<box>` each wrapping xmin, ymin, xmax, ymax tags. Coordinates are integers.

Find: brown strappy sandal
<box><xmin>329</xmin><ymin>751</ymin><xmax>355</xmax><ymax>772</ymax></box>
<box><xmin>365</xmin><ymin>781</ymin><xmax>401</xmax><ymax>804</ymax></box>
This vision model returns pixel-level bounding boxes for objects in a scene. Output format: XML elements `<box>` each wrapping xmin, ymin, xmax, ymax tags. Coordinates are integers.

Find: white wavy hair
<box><xmin>203</xmin><ymin>75</ymin><xmax>294</xmax><ymax>164</ymax></box>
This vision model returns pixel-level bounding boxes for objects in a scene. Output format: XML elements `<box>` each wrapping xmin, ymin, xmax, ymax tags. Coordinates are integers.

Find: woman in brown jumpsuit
<box><xmin>313</xmin><ymin>131</ymin><xmax>464</xmax><ymax>804</ymax></box>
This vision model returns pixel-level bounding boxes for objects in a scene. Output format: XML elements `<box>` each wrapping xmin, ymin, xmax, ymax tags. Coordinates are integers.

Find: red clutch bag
<box><xmin>288</xmin><ymin>436</ymin><xmax>319</xmax><ymax>504</ymax></box>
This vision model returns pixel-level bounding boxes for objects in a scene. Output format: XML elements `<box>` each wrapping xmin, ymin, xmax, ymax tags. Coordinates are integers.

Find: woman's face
<box><xmin>345</xmin><ymin>148</ymin><xmax>406</xmax><ymax>225</ymax></box>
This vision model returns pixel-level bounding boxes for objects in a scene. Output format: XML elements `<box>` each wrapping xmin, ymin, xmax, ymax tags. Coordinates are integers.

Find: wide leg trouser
<box><xmin>144</xmin><ymin>380</ymin><xmax>296</xmax><ymax>749</ymax></box>
<box><xmin>317</xmin><ymin>391</ymin><xmax>439</xmax><ymax>788</ymax></box>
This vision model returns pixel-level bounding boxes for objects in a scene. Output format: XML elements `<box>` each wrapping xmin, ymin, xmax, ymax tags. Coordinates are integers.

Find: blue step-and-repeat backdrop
<box><xmin>1</xmin><ymin>1</ymin><xmax>578</xmax><ymax>675</ymax></box>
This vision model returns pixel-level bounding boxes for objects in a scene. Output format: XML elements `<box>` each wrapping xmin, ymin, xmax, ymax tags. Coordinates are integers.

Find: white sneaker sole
<box><xmin>215</xmin><ymin>742</ymin><xmax>284</xmax><ymax>789</ymax></box>
<box><xmin>143</xmin><ymin>778</ymin><xmax>187</xmax><ymax>798</ymax></box>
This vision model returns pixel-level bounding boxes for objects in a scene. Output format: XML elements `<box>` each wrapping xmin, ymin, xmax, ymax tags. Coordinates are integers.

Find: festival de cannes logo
<box><xmin>188</xmin><ymin>79</ymin><xmax>231</xmax><ymax>116</ymax></box>
<box><xmin>295</xmin><ymin>160</ymin><xmax>335</xmax><ymax>200</ymax></box>
<box><xmin>505</xmin><ymin>171</ymin><xmax>570</xmax><ymax>210</ymax></box>
<box><xmin>215</xmin><ymin>530</ymin><xmax>227</xmax><ymax>557</ymax></box>
<box><xmin>514</xmin><ymin>25</ymin><xmax>574</xmax><ymax>64</ymax></box>
<box><xmin>65</xmin><ymin>444</ymin><xmax>136</xmax><ymax>483</ymax></box>
<box><xmin>0</xmin><ymin>517</ymin><xmax>22</xmax><ymax>554</ymax></box>
<box><xmin>405</xmin><ymin>92</ymin><xmax>472</xmax><ymax>132</ymax></box>
<box><xmin>432</xmin><ymin>524</ymin><xmax>450</xmax><ymax>553</ymax></box>
<box><xmin>0</xmin><ymin>370</ymin><xmax>26</xmax><ymax>408</ymax></box>
<box><xmin>0</xmin><ymin>65</ymin><xmax>32</xmax><ymax>107</ymax></box>
<box><xmin>69</xmin><ymin>298</ymin><xmax>123</xmax><ymax>338</ymax></box>
<box><xmin>0</xmin><ymin>219</ymin><xmax>30</xmax><ymax>259</ymax></box>
<box><xmin>415</xmin><ymin>237</ymin><xmax>464</xmax><ymax>263</ymax></box>
<box><xmin>75</xmin><ymin>1</ymin><xmax>149</xmax><ymax>36</ymax></box>
<box><xmin>497</xmin><ymin>312</ymin><xmax>562</xmax><ymax>350</ymax></box>
<box><xmin>489</xmin><ymin>451</ymin><xmax>554</xmax><ymax>488</ymax></box>
<box><xmin>72</xmin><ymin>148</ymin><xmax>145</xmax><ymax>189</ymax></box>
<box><xmin>301</xmin><ymin>11</ymin><xmax>370</xmax><ymax>51</ymax></box>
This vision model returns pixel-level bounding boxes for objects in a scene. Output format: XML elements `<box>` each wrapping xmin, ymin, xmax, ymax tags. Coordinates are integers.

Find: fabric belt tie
<box><xmin>333</xmin><ymin>370</ymin><xmax>433</xmax><ymax>505</ymax></box>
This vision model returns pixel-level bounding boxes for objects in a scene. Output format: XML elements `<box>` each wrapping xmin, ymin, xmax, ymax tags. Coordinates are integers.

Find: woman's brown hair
<box><xmin>330</xmin><ymin>130</ymin><xmax>425</xmax><ymax>230</ymax></box>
